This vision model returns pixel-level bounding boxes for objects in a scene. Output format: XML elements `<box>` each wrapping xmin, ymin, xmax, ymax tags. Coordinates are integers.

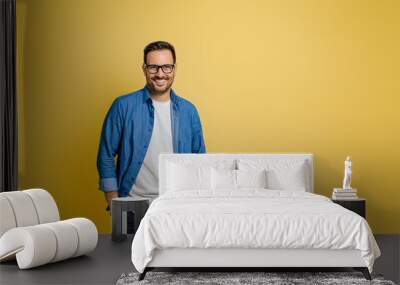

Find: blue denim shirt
<box><xmin>97</xmin><ymin>87</ymin><xmax>206</xmax><ymax>197</ymax></box>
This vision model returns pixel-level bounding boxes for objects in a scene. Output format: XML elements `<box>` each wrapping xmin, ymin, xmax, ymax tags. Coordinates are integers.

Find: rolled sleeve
<box><xmin>99</xmin><ymin>177</ymin><xmax>119</xmax><ymax>192</ymax></box>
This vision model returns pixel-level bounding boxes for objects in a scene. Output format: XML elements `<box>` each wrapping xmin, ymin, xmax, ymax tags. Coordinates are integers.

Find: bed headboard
<box><xmin>159</xmin><ymin>153</ymin><xmax>314</xmax><ymax>195</ymax></box>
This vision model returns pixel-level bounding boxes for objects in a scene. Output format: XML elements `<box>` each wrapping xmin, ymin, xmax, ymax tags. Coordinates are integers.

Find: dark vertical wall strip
<box><xmin>0</xmin><ymin>0</ymin><xmax>17</xmax><ymax>192</ymax></box>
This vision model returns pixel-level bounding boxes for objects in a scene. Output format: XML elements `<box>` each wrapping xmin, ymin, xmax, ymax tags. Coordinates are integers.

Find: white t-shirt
<box><xmin>129</xmin><ymin>99</ymin><xmax>173</xmax><ymax>202</ymax></box>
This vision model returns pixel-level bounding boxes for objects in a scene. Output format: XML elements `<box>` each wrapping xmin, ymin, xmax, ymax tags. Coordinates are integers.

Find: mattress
<box><xmin>131</xmin><ymin>189</ymin><xmax>380</xmax><ymax>273</ymax></box>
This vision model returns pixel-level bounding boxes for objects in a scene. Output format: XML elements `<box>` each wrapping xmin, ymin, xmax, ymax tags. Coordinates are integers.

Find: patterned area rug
<box><xmin>116</xmin><ymin>271</ymin><xmax>396</xmax><ymax>285</ymax></box>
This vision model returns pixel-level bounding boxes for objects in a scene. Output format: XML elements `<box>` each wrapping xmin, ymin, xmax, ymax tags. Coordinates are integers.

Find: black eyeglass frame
<box><xmin>144</xmin><ymin>64</ymin><xmax>175</xmax><ymax>74</ymax></box>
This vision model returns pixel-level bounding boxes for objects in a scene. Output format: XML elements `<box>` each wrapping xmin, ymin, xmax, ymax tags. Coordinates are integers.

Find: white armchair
<box><xmin>0</xmin><ymin>189</ymin><xmax>98</xmax><ymax>269</ymax></box>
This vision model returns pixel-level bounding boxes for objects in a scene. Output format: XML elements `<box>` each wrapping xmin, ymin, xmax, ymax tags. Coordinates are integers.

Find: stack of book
<box><xmin>332</xmin><ymin>188</ymin><xmax>358</xmax><ymax>200</ymax></box>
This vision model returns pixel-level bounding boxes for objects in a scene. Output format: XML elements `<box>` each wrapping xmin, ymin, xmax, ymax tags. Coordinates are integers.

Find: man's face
<box><xmin>143</xmin><ymin>49</ymin><xmax>176</xmax><ymax>95</ymax></box>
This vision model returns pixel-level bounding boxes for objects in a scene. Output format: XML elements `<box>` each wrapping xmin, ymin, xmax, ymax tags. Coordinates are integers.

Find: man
<box><xmin>97</xmin><ymin>41</ymin><xmax>206</xmax><ymax>210</ymax></box>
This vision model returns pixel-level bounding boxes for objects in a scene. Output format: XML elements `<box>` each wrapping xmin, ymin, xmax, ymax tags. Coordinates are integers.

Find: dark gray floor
<box><xmin>0</xmin><ymin>234</ymin><xmax>399</xmax><ymax>285</ymax></box>
<box><xmin>0</xmin><ymin>235</ymin><xmax>135</xmax><ymax>285</ymax></box>
<box><xmin>374</xmin><ymin>235</ymin><xmax>400</xmax><ymax>284</ymax></box>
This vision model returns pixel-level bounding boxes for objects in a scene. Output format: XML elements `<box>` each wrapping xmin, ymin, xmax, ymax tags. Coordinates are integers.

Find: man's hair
<box><xmin>144</xmin><ymin>41</ymin><xmax>176</xmax><ymax>64</ymax></box>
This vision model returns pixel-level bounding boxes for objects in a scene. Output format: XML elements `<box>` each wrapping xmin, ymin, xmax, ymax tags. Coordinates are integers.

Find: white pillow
<box><xmin>165</xmin><ymin>159</ymin><xmax>235</xmax><ymax>192</ymax></box>
<box><xmin>237</xmin><ymin>159</ymin><xmax>307</xmax><ymax>191</ymax></box>
<box><xmin>211</xmin><ymin>169</ymin><xmax>268</xmax><ymax>190</ymax></box>
<box><xmin>266</xmin><ymin>167</ymin><xmax>306</xmax><ymax>191</ymax></box>
<box><xmin>237</xmin><ymin>169</ymin><xmax>267</xmax><ymax>188</ymax></box>
<box><xmin>211</xmin><ymin>168</ymin><xmax>236</xmax><ymax>190</ymax></box>
<box><xmin>166</xmin><ymin>162</ymin><xmax>212</xmax><ymax>191</ymax></box>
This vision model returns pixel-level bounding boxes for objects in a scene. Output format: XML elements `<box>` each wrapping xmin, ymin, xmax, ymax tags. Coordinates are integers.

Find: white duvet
<box><xmin>131</xmin><ymin>189</ymin><xmax>380</xmax><ymax>273</ymax></box>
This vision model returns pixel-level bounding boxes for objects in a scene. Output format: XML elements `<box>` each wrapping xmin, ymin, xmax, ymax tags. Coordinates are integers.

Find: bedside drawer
<box><xmin>332</xmin><ymin>199</ymin><xmax>366</xmax><ymax>218</ymax></box>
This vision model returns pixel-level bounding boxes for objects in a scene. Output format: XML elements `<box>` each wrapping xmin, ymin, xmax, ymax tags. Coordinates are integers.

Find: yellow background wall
<box><xmin>16</xmin><ymin>0</ymin><xmax>399</xmax><ymax>234</ymax></box>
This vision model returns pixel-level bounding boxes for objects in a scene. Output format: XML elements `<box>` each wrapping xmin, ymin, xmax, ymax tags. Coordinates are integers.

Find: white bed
<box><xmin>131</xmin><ymin>154</ymin><xmax>380</xmax><ymax>280</ymax></box>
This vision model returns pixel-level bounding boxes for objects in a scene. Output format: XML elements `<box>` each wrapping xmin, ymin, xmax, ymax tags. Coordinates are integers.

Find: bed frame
<box><xmin>139</xmin><ymin>153</ymin><xmax>371</xmax><ymax>280</ymax></box>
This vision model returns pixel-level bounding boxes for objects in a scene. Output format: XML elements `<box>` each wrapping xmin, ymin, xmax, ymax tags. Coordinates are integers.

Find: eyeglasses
<box><xmin>144</xmin><ymin>64</ymin><xmax>175</xmax><ymax>74</ymax></box>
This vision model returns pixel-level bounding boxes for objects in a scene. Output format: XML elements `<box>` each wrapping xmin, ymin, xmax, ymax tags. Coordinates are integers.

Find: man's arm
<box><xmin>191</xmin><ymin>106</ymin><xmax>206</xmax><ymax>153</ymax></box>
<box><xmin>97</xmin><ymin>98</ymin><xmax>124</xmax><ymax>208</ymax></box>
